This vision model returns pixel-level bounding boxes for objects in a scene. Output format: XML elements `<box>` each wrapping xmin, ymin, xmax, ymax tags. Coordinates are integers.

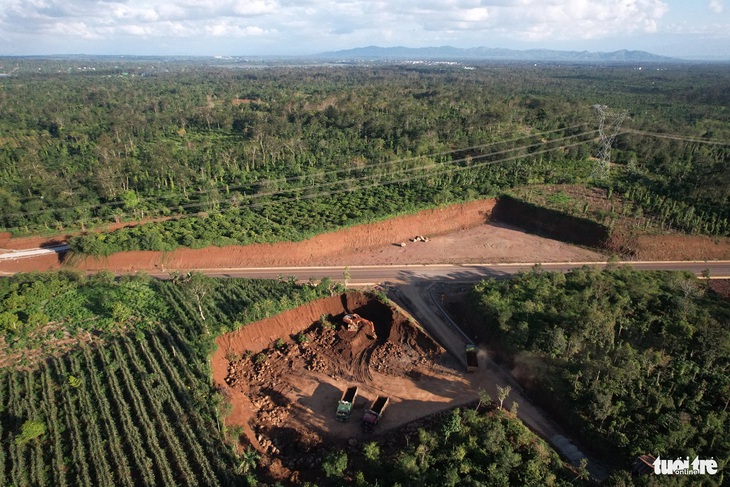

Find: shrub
<box><xmin>16</xmin><ymin>419</ymin><xmax>46</xmax><ymax>445</ymax></box>
<box><xmin>322</xmin><ymin>450</ymin><xmax>348</xmax><ymax>478</ymax></box>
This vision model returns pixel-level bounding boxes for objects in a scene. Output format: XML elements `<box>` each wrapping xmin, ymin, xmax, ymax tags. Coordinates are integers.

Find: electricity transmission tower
<box><xmin>593</xmin><ymin>104</ymin><xmax>628</xmax><ymax>179</ymax></box>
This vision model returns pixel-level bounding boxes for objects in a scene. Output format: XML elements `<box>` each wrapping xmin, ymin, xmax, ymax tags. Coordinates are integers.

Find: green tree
<box><xmin>363</xmin><ymin>441</ymin><xmax>380</xmax><ymax>462</ymax></box>
<box><xmin>497</xmin><ymin>385</ymin><xmax>511</xmax><ymax>410</ymax></box>
<box><xmin>343</xmin><ymin>266</ymin><xmax>351</xmax><ymax>288</ymax></box>
<box><xmin>237</xmin><ymin>447</ymin><xmax>260</xmax><ymax>475</ymax></box>
<box><xmin>180</xmin><ymin>272</ymin><xmax>214</xmax><ymax>322</ymax></box>
<box><xmin>476</xmin><ymin>388</ymin><xmax>492</xmax><ymax>410</ymax></box>
<box><xmin>16</xmin><ymin>419</ymin><xmax>46</xmax><ymax>445</ymax></box>
<box><xmin>322</xmin><ymin>450</ymin><xmax>348</xmax><ymax>478</ymax></box>
<box><xmin>442</xmin><ymin>408</ymin><xmax>462</xmax><ymax>441</ymax></box>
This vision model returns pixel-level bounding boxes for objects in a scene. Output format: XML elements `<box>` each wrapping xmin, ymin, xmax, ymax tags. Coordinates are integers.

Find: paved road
<box><xmin>0</xmin><ymin>245</ymin><xmax>69</xmax><ymax>261</ymax></box>
<box><xmin>140</xmin><ymin>260</ymin><xmax>730</xmax><ymax>283</ymax></box>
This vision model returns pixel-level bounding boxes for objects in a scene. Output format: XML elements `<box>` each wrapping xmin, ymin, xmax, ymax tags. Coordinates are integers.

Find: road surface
<box><xmin>0</xmin><ymin>245</ymin><xmax>69</xmax><ymax>261</ymax></box>
<box><xmin>133</xmin><ymin>260</ymin><xmax>730</xmax><ymax>283</ymax></box>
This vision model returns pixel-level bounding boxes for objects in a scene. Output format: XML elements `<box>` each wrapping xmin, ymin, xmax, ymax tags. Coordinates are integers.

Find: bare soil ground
<box><xmin>331</xmin><ymin>222</ymin><xmax>603</xmax><ymax>265</ymax></box>
<box><xmin>212</xmin><ymin>292</ymin><xmax>479</xmax><ymax>482</ymax></box>
<box><xmin>1</xmin><ymin>197</ymin><xmax>727</xmax><ymax>276</ymax></box>
<box><xmin>633</xmin><ymin>234</ymin><xmax>730</xmax><ymax>260</ymax></box>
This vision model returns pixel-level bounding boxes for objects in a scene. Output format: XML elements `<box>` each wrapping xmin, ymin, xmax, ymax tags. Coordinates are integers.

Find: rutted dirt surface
<box><xmin>211</xmin><ymin>292</ymin><xmax>477</xmax><ymax>481</ymax></box>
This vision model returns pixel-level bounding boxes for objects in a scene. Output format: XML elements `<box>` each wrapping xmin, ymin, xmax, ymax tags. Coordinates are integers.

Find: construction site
<box><xmin>211</xmin><ymin>291</ymin><xmax>481</xmax><ymax>482</ymax></box>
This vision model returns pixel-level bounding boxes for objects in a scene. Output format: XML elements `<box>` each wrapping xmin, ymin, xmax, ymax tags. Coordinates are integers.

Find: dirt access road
<box><xmin>390</xmin><ymin>282</ymin><xmax>609</xmax><ymax>480</ymax></box>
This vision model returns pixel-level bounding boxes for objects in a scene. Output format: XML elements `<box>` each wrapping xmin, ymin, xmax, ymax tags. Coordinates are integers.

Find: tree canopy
<box><xmin>469</xmin><ymin>266</ymin><xmax>730</xmax><ymax>476</ymax></box>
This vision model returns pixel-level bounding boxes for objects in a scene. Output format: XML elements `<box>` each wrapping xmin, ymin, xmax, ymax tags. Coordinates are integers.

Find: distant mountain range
<box><xmin>316</xmin><ymin>46</ymin><xmax>678</xmax><ymax>63</ymax></box>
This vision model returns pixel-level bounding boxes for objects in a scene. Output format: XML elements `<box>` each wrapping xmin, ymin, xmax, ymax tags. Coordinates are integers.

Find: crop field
<box><xmin>0</xmin><ymin>272</ymin><xmax>337</xmax><ymax>486</ymax></box>
<box><xmin>0</xmin><ymin>327</ymin><xmax>239</xmax><ymax>487</ymax></box>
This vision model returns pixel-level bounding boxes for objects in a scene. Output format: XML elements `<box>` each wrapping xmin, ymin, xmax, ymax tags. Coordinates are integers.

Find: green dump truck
<box><xmin>466</xmin><ymin>344</ymin><xmax>479</xmax><ymax>373</ymax></box>
<box><xmin>336</xmin><ymin>386</ymin><xmax>358</xmax><ymax>422</ymax></box>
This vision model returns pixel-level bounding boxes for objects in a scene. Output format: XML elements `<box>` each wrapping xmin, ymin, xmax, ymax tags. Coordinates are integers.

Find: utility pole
<box><xmin>593</xmin><ymin>104</ymin><xmax>628</xmax><ymax>179</ymax></box>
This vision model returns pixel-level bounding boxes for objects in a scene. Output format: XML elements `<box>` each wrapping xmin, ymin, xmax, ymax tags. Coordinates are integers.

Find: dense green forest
<box><xmin>468</xmin><ymin>266</ymin><xmax>729</xmax><ymax>483</ymax></box>
<box><xmin>308</xmin><ymin>407</ymin><xmax>580</xmax><ymax>486</ymax></box>
<box><xmin>1</xmin><ymin>59</ymin><xmax>728</xmax><ymax>254</ymax></box>
<box><xmin>0</xmin><ymin>271</ymin><xmax>584</xmax><ymax>486</ymax></box>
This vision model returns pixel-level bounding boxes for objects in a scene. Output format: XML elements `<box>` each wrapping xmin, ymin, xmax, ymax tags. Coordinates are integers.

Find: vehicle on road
<box><xmin>466</xmin><ymin>344</ymin><xmax>479</xmax><ymax>372</ymax></box>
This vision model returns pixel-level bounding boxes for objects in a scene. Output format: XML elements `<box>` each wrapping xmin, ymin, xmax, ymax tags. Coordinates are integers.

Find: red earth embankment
<box><xmin>491</xmin><ymin>195</ymin><xmax>730</xmax><ymax>260</ymax></box>
<box><xmin>213</xmin><ymin>292</ymin><xmax>369</xmax><ymax>359</ymax></box>
<box><xmin>491</xmin><ymin>195</ymin><xmax>610</xmax><ymax>248</ymax></box>
<box><xmin>0</xmin><ymin>199</ymin><xmax>494</xmax><ymax>273</ymax></box>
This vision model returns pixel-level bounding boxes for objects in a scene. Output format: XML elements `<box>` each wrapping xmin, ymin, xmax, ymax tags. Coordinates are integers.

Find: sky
<box><xmin>0</xmin><ymin>1</ymin><xmax>728</xmax><ymax>59</ymax></box>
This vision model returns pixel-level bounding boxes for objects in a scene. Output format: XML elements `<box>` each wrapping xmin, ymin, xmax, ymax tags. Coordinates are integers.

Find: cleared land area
<box><xmin>212</xmin><ymin>292</ymin><xmax>488</xmax><ymax>480</ymax></box>
<box><xmin>3</xmin><ymin>196</ymin><xmax>729</xmax><ymax>276</ymax></box>
<box><xmin>0</xmin><ymin>199</ymin><xmax>605</xmax><ymax>273</ymax></box>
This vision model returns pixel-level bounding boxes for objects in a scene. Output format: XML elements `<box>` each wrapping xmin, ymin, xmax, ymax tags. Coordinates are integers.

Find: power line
<box><xmin>240</xmin><ymin>137</ymin><xmax>599</xmax><ymax>213</ymax></box>
<box><xmin>80</xmin><ymin>133</ymin><xmax>599</xmax><ymax>218</ymax></box>
<box><xmin>626</xmin><ymin>129</ymin><xmax>730</xmax><ymax>146</ymax></box>
<box><xmin>5</xmin><ymin>126</ymin><xmax>594</xmax><ymax>220</ymax></box>
<box><xmin>23</xmin><ymin>123</ymin><xmax>589</xmax><ymax>210</ymax></box>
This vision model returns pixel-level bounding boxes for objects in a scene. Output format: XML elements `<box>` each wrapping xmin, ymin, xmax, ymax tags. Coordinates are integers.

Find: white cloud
<box><xmin>485</xmin><ymin>0</ymin><xmax>670</xmax><ymax>40</ymax></box>
<box><xmin>0</xmin><ymin>0</ymin><xmax>281</xmax><ymax>44</ymax></box>
<box><xmin>0</xmin><ymin>0</ymin><xmax>723</xmax><ymax>56</ymax></box>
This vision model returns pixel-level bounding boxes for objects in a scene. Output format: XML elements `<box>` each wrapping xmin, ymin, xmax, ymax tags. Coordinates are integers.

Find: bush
<box><xmin>322</xmin><ymin>450</ymin><xmax>348</xmax><ymax>478</ymax></box>
<box><xmin>319</xmin><ymin>314</ymin><xmax>335</xmax><ymax>330</ymax></box>
<box><xmin>16</xmin><ymin>419</ymin><xmax>45</xmax><ymax>445</ymax></box>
